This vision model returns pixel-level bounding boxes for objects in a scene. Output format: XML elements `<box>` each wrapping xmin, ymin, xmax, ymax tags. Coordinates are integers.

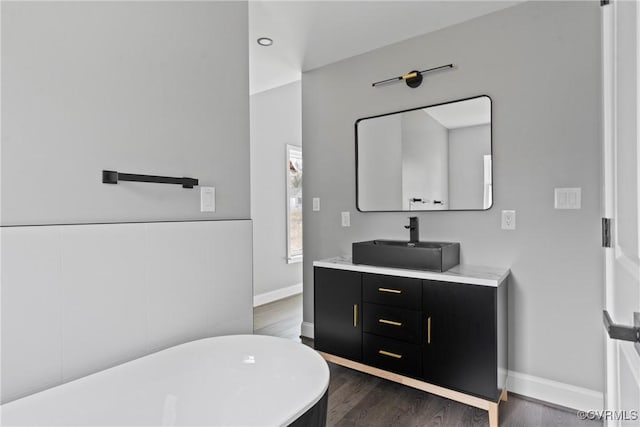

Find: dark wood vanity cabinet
<box><xmin>314</xmin><ymin>267</ymin><xmax>362</xmax><ymax>361</ymax></box>
<box><xmin>423</xmin><ymin>280</ymin><xmax>504</xmax><ymax>401</ymax></box>
<box><xmin>314</xmin><ymin>266</ymin><xmax>507</xmax><ymax>402</ymax></box>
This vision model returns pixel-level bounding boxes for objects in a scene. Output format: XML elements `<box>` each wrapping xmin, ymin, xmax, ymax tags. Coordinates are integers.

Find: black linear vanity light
<box><xmin>372</xmin><ymin>63</ymin><xmax>455</xmax><ymax>88</ymax></box>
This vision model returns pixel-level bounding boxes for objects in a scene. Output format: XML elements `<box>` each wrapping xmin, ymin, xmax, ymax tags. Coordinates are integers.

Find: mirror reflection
<box><xmin>356</xmin><ymin>95</ymin><xmax>492</xmax><ymax>211</ymax></box>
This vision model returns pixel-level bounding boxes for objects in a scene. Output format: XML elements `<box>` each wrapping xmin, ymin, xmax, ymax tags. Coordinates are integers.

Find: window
<box><xmin>286</xmin><ymin>145</ymin><xmax>303</xmax><ymax>263</ymax></box>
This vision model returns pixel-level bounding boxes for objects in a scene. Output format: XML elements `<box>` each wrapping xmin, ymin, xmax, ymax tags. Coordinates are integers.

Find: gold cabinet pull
<box><xmin>427</xmin><ymin>316</ymin><xmax>432</xmax><ymax>344</ymax></box>
<box><xmin>353</xmin><ymin>304</ymin><xmax>358</xmax><ymax>327</ymax></box>
<box><xmin>378</xmin><ymin>287</ymin><xmax>402</xmax><ymax>294</ymax></box>
<box><xmin>378</xmin><ymin>350</ymin><xmax>403</xmax><ymax>359</ymax></box>
<box><xmin>378</xmin><ymin>318</ymin><xmax>402</xmax><ymax>327</ymax></box>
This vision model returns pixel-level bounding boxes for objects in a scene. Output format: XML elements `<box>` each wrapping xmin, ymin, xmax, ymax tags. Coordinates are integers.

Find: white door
<box><xmin>602</xmin><ymin>1</ymin><xmax>640</xmax><ymax>425</ymax></box>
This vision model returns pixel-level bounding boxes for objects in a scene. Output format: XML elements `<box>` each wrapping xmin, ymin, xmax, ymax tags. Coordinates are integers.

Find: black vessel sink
<box><xmin>352</xmin><ymin>240</ymin><xmax>460</xmax><ymax>272</ymax></box>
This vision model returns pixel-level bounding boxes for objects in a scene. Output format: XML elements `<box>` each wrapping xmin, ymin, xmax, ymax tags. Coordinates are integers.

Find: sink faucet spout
<box><xmin>404</xmin><ymin>216</ymin><xmax>419</xmax><ymax>243</ymax></box>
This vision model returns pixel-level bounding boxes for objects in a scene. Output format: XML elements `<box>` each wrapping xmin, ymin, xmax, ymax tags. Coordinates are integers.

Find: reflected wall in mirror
<box><xmin>356</xmin><ymin>95</ymin><xmax>492</xmax><ymax>211</ymax></box>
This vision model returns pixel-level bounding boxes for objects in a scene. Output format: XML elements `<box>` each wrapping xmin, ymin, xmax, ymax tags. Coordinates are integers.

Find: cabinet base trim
<box><xmin>319</xmin><ymin>352</ymin><xmax>505</xmax><ymax>427</ymax></box>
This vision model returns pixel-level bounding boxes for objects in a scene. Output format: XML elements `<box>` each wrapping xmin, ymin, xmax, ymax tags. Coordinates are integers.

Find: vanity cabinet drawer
<box><xmin>363</xmin><ymin>274</ymin><xmax>421</xmax><ymax>310</ymax></box>
<box><xmin>362</xmin><ymin>303</ymin><xmax>422</xmax><ymax>344</ymax></box>
<box><xmin>363</xmin><ymin>333</ymin><xmax>422</xmax><ymax>378</ymax></box>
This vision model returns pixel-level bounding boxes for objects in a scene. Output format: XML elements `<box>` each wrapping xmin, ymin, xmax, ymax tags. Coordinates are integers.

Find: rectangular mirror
<box><xmin>356</xmin><ymin>95</ymin><xmax>492</xmax><ymax>211</ymax></box>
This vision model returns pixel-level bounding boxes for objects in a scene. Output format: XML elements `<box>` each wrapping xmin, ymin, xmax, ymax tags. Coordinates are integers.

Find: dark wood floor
<box><xmin>254</xmin><ymin>296</ymin><xmax>601</xmax><ymax>427</ymax></box>
<box><xmin>254</xmin><ymin>293</ymin><xmax>303</xmax><ymax>341</ymax></box>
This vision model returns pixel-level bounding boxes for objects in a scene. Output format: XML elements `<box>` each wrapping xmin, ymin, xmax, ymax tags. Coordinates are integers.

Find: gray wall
<box><xmin>1</xmin><ymin>1</ymin><xmax>250</xmax><ymax>225</ymax></box>
<box><xmin>449</xmin><ymin>124</ymin><xmax>491</xmax><ymax>209</ymax></box>
<box><xmin>303</xmin><ymin>0</ymin><xmax>603</xmax><ymax>394</ymax></box>
<box><xmin>250</xmin><ymin>81</ymin><xmax>303</xmax><ymax>296</ymax></box>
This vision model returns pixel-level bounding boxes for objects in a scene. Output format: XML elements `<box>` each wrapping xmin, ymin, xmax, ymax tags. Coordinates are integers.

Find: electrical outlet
<box><xmin>341</xmin><ymin>211</ymin><xmax>351</xmax><ymax>227</ymax></box>
<box><xmin>313</xmin><ymin>198</ymin><xmax>320</xmax><ymax>211</ymax></box>
<box><xmin>501</xmin><ymin>210</ymin><xmax>516</xmax><ymax>230</ymax></box>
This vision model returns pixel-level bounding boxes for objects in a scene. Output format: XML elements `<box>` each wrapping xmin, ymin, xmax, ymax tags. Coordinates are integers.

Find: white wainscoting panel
<box><xmin>145</xmin><ymin>221</ymin><xmax>253</xmax><ymax>352</ymax></box>
<box><xmin>205</xmin><ymin>221</ymin><xmax>254</xmax><ymax>337</ymax></box>
<box><xmin>146</xmin><ymin>222</ymin><xmax>222</xmax><ymax>352</ymax></box>
<box><xmin>0</xmin><ymin>220</ymin><xmax>253</xmax><ymax>403</ymax></box>
<box><xmin>60</xmin><ymin>224</ymin><xmax>149</xmax><ymax>383</ymax></box>
<box><xmin>1</xmin><ymin>227</ymin><xmax>64</xmax><ymax>400</ymax></box>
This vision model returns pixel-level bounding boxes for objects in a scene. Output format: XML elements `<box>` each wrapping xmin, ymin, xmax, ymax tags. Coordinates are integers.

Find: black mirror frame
<box><xmin>355</xmin><ymin>94</ymin><xmax>493</xmax><ymax>213</ymax></box>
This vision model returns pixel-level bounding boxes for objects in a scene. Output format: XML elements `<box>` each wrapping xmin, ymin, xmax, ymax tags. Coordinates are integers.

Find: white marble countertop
<box><xmin>1</xmin><ymin>335</ymin><xmax>330</xmax><ymax>426</ymax></box>
<box><xmin>314</xmin><ymin>256</ymin><xmax>510</xmax><ymax>287</ymax></box>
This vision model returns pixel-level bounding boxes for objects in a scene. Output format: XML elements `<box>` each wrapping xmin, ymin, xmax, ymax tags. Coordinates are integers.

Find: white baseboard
<box><xmin>507</xmin><ymin>370</ymin><xmax>603</xmax><ymax>411</ymax></box>
<box><xmin>301</xmin><ymin>321</ymin><xmax>314</xmax><ymax>339</ymax></box>
<box><xmin>253</xmin><ymin>283</ymin><xmax>302</xmax><ymax>307</ymax></box>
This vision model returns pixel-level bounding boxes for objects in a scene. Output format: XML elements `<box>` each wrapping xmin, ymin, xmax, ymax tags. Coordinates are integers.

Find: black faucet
<box><xmin>404</xmin><ymin>216</ymin><xmax>419</xmax><ymax>243</ymax></box>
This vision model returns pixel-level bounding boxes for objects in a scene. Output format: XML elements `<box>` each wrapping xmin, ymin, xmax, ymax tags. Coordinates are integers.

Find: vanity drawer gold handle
<box><xmin>378</xmin><ymin>318</ymin><xmax>402</xmax><ymax>327</ymax></box>
<box><xmin>427</xmin><ymin>316</ymin><xmax>432</xmax><ymax>344</ymax></box>
<box><xmin>378</xmin><ymin>287</ymin><xmax>402</xmax><ymax>294</ymax></box>
<box><xmin>378</xmin><ymin>350</ymin><xmax>403</xmax><ymax>359</ymax></box>
<box><xmin>353</xmin><ymin>304</ymin><xmax>358</xmax><ymax>327</ymax></box>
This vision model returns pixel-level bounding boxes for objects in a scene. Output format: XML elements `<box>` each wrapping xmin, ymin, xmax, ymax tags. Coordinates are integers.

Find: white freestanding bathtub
<box><xmin>0</xmin><ymin>335</ymin><xmax>330</xmax><ymax>426</ymax></box>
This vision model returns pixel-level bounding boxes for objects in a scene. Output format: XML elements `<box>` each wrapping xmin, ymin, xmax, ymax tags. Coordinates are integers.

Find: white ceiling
<box><xmin>249</xmin><ymin>0</ymin><xmax>522</xmax><ymax>95</ymax></box>
<box><xmin>426</xmin><ymin>96</ymin><xmax>491</xmax><ymax>129</ymax></box>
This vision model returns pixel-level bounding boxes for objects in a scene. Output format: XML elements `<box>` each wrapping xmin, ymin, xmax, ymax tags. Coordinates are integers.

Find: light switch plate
<box><xmin>200</xmin><ymin>187</ymin><xmax>215</xmax><ymax>212</ymax></box>
<box><xmin>341</xmin><ymin>211</ymin><xmax>350</xmax><ymax>227</ymax></box>
<box><xmin>313</xmin><ymin>198</ymin><xmax>320</xmax><ymax>211</ymax></box>
<box><xmin>555</xmin><ymin>188</ymin><xmax>581</xmax><ymax>209</ymax></box>
<box><xmin>501</xmin><ymin>210</ymin><xmax>516</xmax><ymax>230</ymax></box>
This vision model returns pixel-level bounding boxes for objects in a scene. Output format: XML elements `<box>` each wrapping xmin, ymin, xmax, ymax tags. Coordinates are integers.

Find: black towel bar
<box><xmin>102</xmin><ymin>170</ymin><xmax>198</xmax><ymax>189</ymax></box>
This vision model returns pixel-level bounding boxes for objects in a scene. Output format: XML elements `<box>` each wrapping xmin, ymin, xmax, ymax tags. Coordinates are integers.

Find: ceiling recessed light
<box><xmin>257</xmin><ymin>37</ymin><xmax>273</xmax><ymax>47</ymax></box>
